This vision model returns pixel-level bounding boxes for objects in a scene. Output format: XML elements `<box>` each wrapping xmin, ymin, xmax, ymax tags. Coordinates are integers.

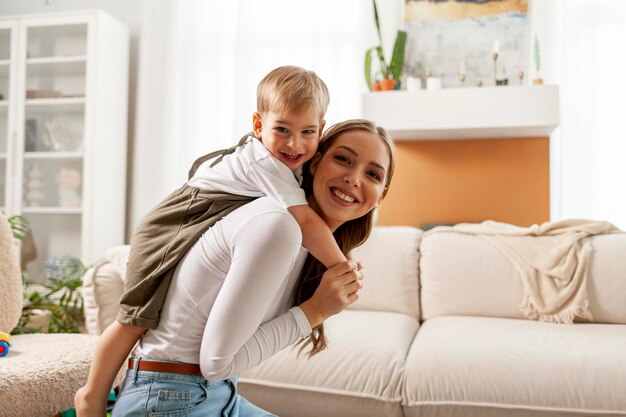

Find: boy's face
<box><xmin>253</xmin><ymin>108</ymin><xmax>325</xmax><ymax>170</ymax></box>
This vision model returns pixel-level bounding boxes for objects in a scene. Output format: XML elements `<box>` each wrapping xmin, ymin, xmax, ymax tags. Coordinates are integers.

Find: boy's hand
<box><xmin>300</xmin><ymin>260</ymin><xmax>363</xmax><ymax>327</ymax></box>
<box><xmin>346</xmin><ymin>252</ymin><xmax>364</xmax><ymax>272</ymax></box>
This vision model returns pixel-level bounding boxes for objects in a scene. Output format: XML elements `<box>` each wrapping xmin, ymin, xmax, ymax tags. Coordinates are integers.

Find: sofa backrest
<box><xmin>349</xmin><ymin>226</ymin><xmax>422</xmax><ymax>320</ymax></box>
<box><xmin>81</xmin><ymin>245</ymin><xmax>129</xmax><ymax>335</ymax></box>
<box><xmin>419</xmin><ymin>231</ymin><xmax>626</xmax><ymax>324</ymax></box>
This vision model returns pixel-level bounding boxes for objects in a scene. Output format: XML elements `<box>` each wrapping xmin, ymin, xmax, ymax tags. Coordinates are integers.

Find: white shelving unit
<box><xmin>362</xmin><ymin>85</ymin><xmax>560</xmax><ymax>140</ymax></box>
<box><xmin>0</xmin><ymin>10</ymin><xmax>129</xmax><ymax>281</ymax></box>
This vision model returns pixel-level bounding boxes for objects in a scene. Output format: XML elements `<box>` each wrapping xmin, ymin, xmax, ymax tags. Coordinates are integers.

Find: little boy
<box><xmin>75</xmin><ymin>66</ymin><xmax>351</xmax><ymax>417</ymax></box>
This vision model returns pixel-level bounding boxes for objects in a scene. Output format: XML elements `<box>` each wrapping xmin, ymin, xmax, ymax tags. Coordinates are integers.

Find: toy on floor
<box><xmin>0</xmin><ymin>331</ymin><xmax>11</xmax><ymax>357</ymax></box>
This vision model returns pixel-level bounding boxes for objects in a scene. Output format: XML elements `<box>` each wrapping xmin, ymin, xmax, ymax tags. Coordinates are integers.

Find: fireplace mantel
<box><xmin>362</xmin><ymin>85</ymin><xmax>559</xmax><ymax>140</ymax></box>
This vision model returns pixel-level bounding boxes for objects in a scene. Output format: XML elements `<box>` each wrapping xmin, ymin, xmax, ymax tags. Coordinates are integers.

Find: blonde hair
<box><xmin>257</xmin><ymin>66</ymin><xmax>330</xmax><ymax>120</ymax></box>
<box><xmin>293</xmin><ymin>119</ymin><xmax>396</xmax><ymax>357</ymax></box>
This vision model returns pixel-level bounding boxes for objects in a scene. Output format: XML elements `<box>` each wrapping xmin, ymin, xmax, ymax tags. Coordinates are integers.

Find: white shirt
<box><xmin>134</xmin><ymin>197</ymin><xmax>312</xmax><ymax>381</ymax></box>
<box><xmin>187</xmin><ymin>137</ymin><xmax>307</xmax><ymax>208</ymax></box>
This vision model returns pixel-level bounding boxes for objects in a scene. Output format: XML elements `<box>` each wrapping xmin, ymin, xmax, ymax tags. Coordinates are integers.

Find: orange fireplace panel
<box><xmin>377</xmin><ymin>137</ymin><xmax>550</xmax><ymax>228</ymax></box>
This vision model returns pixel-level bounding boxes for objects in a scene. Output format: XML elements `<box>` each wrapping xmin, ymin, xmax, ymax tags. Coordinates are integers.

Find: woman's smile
<box><xmin>330</xmin><ymin>186</ymin><xmax>359</xmax><ymax>205</ymax></box>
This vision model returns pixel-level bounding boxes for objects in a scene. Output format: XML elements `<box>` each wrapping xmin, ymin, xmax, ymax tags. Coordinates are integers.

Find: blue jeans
<box><xmin>111</xmin><ymin>359</ymin><xmax>277</xmax><ymax>417</ymax></box>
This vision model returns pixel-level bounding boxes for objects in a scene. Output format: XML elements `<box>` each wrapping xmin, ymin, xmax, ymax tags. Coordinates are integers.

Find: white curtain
<box><xmin>131</xmin><ymin>0</ymin><xmax>376</xmax><ymax>229</ymax></box>
<box><xmin>555</xmin><ymin>0</ymin><xmax>626</xmax><ymax>229</ymax></box>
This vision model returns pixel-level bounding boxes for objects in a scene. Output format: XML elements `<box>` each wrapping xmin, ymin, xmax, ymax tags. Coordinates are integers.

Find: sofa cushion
<box><xmin>420</xmin><ymin>231</ymin><xmax>626</xmax><ymax>324</ymax></box>
<box><xmin>349</xmin><ymin>226</ymin><xmax>422</xmax><ymax>319</ymax></box>
<box><xmin>239</xmin><ymin>310</ymin><xmax>419</xmax><ymax>417</ymax></box>
<box><xmin>420</xmin><ymin>231</ymin><xmax>524</xmax><ymax>320</ymax></box>
<box><xmin>403</xmin><ymin>316</ymin><xmax>626</xmax><ymax>417</ymax></box>
<box><xmin>585</xmin><ymin>234</ymin><xmax>626</xmax><ymax>323</ymax></box>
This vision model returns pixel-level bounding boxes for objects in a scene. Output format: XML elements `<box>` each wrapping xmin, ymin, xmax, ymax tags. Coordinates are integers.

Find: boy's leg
<box><xmin>75</xmin><ymin>321</ymin><xmax>146</xmax><ymax>417</ymax></box>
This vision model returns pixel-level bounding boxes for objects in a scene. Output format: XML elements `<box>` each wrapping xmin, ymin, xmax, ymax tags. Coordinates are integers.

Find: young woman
<box><xmin>111</xmin><ymin>119</ymin><xmax>396</xmax><ymax>416</ymax></box>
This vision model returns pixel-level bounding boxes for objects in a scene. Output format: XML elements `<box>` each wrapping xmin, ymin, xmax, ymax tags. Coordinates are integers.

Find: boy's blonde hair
<box><xmin>257</xmin><ymin>66</ymin><xmax>329</xmax><ymax>120</ymax></box>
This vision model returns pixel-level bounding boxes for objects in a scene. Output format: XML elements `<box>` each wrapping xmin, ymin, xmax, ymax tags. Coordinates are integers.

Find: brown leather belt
<box><xmin>128</xmin><ymin>358</ymin><xmax>203</xmax><ymax>376</ymax></box>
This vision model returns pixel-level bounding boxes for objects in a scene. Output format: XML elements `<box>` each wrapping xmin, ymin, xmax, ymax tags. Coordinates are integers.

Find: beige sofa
<box><xmin>83</xmin><ymin>225</ymin><xmax>626</xmax><ymax>417</ymax></box>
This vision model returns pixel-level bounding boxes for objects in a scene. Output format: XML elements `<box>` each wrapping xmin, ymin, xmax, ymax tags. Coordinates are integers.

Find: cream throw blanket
<box><xmin>430</xmin><ymin>219</ymin><xmax>620</xmax><ymax>324</ymax></box>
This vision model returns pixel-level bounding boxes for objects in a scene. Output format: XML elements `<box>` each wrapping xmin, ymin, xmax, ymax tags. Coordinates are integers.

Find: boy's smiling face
<box><xmin>253</xmin><ymin>108</ymin><xmax>325</xmax><ymax>170</ymax></box>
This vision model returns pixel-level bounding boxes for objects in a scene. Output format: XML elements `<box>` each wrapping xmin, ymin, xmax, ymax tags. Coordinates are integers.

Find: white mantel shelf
<box><xmin>362</xmin><ymin>85</ymin><xmax>559</xmax><ymax>140</ymax></box>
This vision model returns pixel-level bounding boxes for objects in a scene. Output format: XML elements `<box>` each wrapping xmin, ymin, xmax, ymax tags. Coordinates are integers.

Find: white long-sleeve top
<box><xmin>133</xmin><ymin>197</ymin><xmax>312</xmax><ymax>381</ymax></box>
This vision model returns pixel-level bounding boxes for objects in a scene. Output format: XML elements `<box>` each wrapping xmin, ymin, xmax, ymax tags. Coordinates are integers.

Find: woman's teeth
<box><xmin>332</xmin><ymin>188</ymin><xmax>355</xmax><ymax>203</ymax></box>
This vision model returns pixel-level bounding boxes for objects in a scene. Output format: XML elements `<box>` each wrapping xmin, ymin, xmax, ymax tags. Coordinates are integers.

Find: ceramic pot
<box><xmin>378</xmin><ymin>78</ymin><xmax>396</xmax><ymax>91</ymax></box>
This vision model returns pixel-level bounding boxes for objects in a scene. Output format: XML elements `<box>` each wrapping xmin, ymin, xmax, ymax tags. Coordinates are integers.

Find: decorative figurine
<box><xmin>25</xmin><ymin>164</ymin><xmax>45</xmax><ymax>207</ymax></box>
<box><xmin>459</xmin><ymin>60</ymin><xmax>466</xmax><ymax>86</ymax></box>
<box><xmin>492</xmin><ymin>40</ymin><xmax>499</xmax><ymax>85</ymax></box>
<box><xmin>57</xmin><ymin>166</ymin><xmax>82</xmax><ymax>208</ymax></box>
<box><xmin>496</xmin><ymin>66</ymin><xmax>509</xmax><ymax>86</ymax></box>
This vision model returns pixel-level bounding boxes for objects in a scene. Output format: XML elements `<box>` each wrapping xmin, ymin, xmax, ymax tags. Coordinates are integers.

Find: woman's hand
<box><xmin>299</xmin><ymin>260</ymin><xmax>363</xmax><ymax>328</ymax></box>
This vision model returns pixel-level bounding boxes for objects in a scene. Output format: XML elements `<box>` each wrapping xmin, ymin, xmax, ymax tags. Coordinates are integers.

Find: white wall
<box><xmin>526</xmin><ymin>0</ymin><xmax>562</xmax><ymax>220</ymax></box>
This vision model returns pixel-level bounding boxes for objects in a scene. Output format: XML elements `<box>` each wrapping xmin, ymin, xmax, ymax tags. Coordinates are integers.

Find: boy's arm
<box><xmin>288</xmin><ymin>204</ymin><xmax>347</xmax><ymax>268</ymax></box>
<box><xmin>75</xmin><ymin>321</ymin><xmax>146</xmax><ymax>417</ymax></box>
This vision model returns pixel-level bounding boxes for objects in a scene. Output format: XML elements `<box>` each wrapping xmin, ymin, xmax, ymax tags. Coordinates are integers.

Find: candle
<box><xmin>493</xmin><ymin>40</ymin><xmax>500</xmax><ymax>54</ymax></box>
<box><xmin>460</xmin><ymin>60</ymin><xmax>466</xmax><ymax>74</ymax></box>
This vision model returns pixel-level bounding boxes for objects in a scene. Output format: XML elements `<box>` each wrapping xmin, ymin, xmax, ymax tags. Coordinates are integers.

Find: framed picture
<box><xmin>404</xmin><ymin>0</ymin><xmax>530</xmax><ymax>88</ymax></box>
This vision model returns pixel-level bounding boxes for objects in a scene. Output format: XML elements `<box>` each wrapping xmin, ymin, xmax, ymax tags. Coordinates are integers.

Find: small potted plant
<box><xmin>7</xmin><ymin>215</ymin><xmax>87</xmax><ymax>335</ymax></box>
<box><xmin>365</xmin><ymin>0</ymin><xmax>407</xmax><ymax>91</ymax></box>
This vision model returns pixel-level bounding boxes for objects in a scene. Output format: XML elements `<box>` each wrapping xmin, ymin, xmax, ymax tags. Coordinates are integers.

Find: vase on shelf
<box><xmin>25</xmin><ymin>164</ymin><xmax>45</xmax><ymax>207</ymax></box>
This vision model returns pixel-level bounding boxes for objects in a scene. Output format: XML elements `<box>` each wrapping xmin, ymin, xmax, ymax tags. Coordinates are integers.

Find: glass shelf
<box><xmin>24</xmin><ymin>109</ymin><xmax>84</xmax><ymax>152</ymax></box>
<box><xmin>0</xmin><ymin>62</ymin><xmax>9</xmax><ymax>78</ymax></box>
<box><xmin>27</xmin><ymin>56</ymin><xmax>87</xmax><ymax>77</ymax></box>
<box><xmin>27</xmin><ymin>55</ymin><xmax>87</xmax><ymax>64</ymax></box>
<box><xmin>24</xmin><ymin>151</ymin><xmax>83</xmax><ymax>159</ymax></box>
<box><xmin>27</xmin><ymin>24</ymin><xmax>87</xmax><ymax>59</ymax></box>
<box><xmin>23</xmin><ymin>158</ymin><xmax>83</xmax><ymax>209</ymax></box>
<box><xmin>23</xmin><ymin>207</ymin><xmax>82</xmax><ymax>214</ymax></box>
<box><xmin>25</xmin><ymin>98</ymin><xmax>85</xmax><ymax>108</ymax></box>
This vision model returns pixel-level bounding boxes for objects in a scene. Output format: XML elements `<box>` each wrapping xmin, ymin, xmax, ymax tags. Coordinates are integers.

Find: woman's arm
<box><xmin>199</xmin><ymin>211</ymin><xmax>309</xmax><ymax>381</ymax></box>
<box><xmin>198</xmin><ymin>208</ymin><xmax>363</xmax><ymax>381</ymax></box>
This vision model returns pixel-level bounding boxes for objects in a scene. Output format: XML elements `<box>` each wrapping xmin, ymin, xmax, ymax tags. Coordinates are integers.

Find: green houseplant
<box><xmin>13</xmin><ymin>257</ymin><xmax>86</xmax><ymax>334</ymax></box>
<box><xmin>365</xmin><ymin>0</ymin><xmax>407</xmax><ymax>91</ymax></box>
<box><xmin>7</xmin><ymin>215</ymin><xmax>86</xmax><ymax>334</ymax></box>
<box><xmin>7</xmin><ymin>214</ymin><xmax>28</xmax><ymax>242</ymax></box>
